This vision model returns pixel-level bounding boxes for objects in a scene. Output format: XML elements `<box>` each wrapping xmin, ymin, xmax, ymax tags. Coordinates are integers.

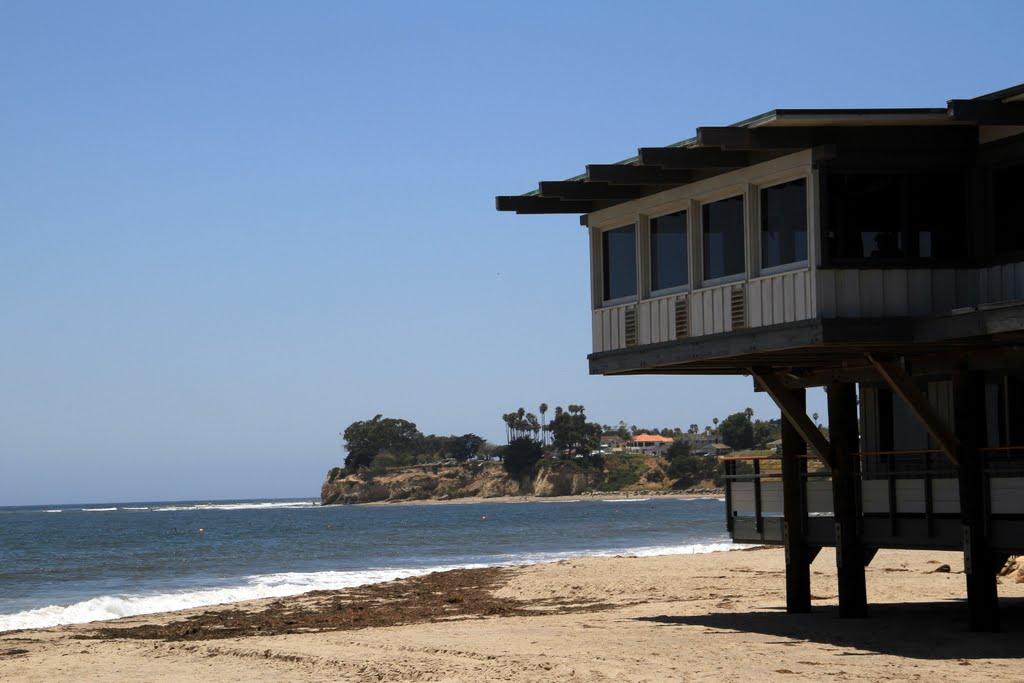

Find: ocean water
<box><xmin>0</xmin><ymin>496</ymin><xmax>731</xmax><ymax>632</ymax></box>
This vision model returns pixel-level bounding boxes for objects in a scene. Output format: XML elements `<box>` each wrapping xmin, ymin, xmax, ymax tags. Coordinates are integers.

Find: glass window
<box><xmin>650</xmin><ymin>211</ymin><xmax>688</xmax><ymax>291</ymax></box>
<box><xmin>602</xmin><ymin>224</ymin><xmax>636</xmax><ymax>301</ymax></box>
<box><xmin>827</xmin><ymin>172</ymin><xmax>968</xmax><ymax>263</ymax></box>
<box><xmin>760</xmin><ymin>179</ymin><xmax>807</xmax><ymax>268</ymax></box>
<box><xmin>907</xmin><ymin>174</ymin><xmax>966</xmax><ymax>259</ymax></box>
<box><xmin>994</xmin><ymin>164</ymin><xmax>1024</xmax><ymax>254</ymax></box>
<box><xmin>828</xmin><ymin>174</ymin><xmax>903</xmax><ymax>260</ymax></box>
<box><xmin>702</xmin><ymin>196</ymin><xmax>745</xmax><ymax>281</ymax></box>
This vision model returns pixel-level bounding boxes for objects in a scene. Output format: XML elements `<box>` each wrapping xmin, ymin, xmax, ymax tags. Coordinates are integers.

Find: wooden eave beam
<box><xmin>537</xmin><ymin>181</ymin><xmax>649</xmax><ymax>201</ymax></box>
<box><xmin>585</xmin><ymin>164</ymin><xmax>694</xmax><ymax>186</ymax></box>
<box><xmin>697</xmin><ymin>126</ymin><xmax>824</xmax><ymax>150</ymax></box>
<box><xmin>697</xmin><ymin>125</ymin><xmax>976</xmax><ymax>151</ymax></box>
<box><xmin>495</xmin><ymin>195</ymin><xmax>596</xmax><ymax>214</ymax></box>
<box><xmin>866</xmin><ymin>354</ymin><xmax>960</xmax><ymax>465</ymax></box>
<box><xmin>637</xmin><ymin>147</ymin><xmax>750</xmax><ymax>169</ymax></box>
<box><xmin>948</xmin><ymin>99</ymin><xmax>1024</xmax><ymax>125</ymax></box>
<box><xmin>751</xmin><ymin>369</ymin><xmax>833</xmax><ymax>467</ymax></box>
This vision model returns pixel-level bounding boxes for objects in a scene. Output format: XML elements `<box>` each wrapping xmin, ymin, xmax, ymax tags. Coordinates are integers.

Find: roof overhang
<box><xmin>496</xmin><ymin>83</ymin><xmax>1024</xmax><ymax>222</ymax></box>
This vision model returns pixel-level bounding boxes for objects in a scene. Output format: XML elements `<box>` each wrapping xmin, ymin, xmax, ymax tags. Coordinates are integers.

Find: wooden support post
<box><xmin>752</xmin><ymin>370</ymin><xmax>832</xmax><ymax>466</ymax></box>
<box><xmin>953</xmin><ymin>369</ymin><xmax>999</xmax><ymax>632</ymax></box>
<box><xmin>781</xmin><ymin>387</ymin><xmax>812</xmax><ymax>613</ymax></box>
<box><xmin>828</xmin><ymin>381</ymin><xmax>867</xmax><ymax>618</ymax></box>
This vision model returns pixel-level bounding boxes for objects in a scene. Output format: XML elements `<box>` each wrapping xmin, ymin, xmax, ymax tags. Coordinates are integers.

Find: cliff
<box><xmin>320</xmin><ymin>457</ymin><xmax>671</xmax><ymax>505</ymax></box>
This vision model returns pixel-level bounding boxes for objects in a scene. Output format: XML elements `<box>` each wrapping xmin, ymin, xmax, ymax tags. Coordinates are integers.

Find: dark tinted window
<box><xmin>829</xmin><ymin>174</ymin><xmax>903</xmax><ymax>260</ymax></box>
<box><xmin>827</xmin><ymin>172</ymin><xmax>967</xmax><ymax>263</ymax></box>
<box><xmin>650</xmin><ymin>211</ymin><xmax>688</xmax><ymax>291</ymax></box>
<box><xmin>907</xmin><ymin>174</ymin><xmax>967</xmax><ymax>259</ymax></box>
<box><xmin>602</xmin><ymin>225</ymin><xmax>636</xmax><ymax>301</ymax></box>
<box><xmin>702</xmin><ymin>196</ymin><xmax>745</xmax><ymax>280</ymax></box>
<box><xmin>994</xmin><ymin>164</ymin><xmax>1024</xmax><ymax>253</ymax></box>
<box><xmin>761</xmin><ymin>179</ymin><xmax>807</xmax><ymax>268</ymax></box>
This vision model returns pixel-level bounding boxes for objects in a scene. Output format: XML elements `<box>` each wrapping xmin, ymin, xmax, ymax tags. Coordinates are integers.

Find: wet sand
<box><xmin>2</xmin><ymin>547</ymin><xmax>1022</xmax><ymax>682</ymax></box>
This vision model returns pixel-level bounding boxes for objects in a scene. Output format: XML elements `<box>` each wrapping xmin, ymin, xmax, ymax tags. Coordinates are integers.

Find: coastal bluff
<box><xmin>320</xmin><ymin>460</ymin><xmax>665</xmax><ymax>505</ymax></box>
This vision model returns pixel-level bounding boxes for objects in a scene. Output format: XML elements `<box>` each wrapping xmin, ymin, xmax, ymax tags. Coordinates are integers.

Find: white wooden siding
<box><xmin>761</xmin><ymin>480</ymin><xmax>783</xmax><ymax>516</ymax></box>
<box><xmin>747</xmin><ymin>269</ymin><xmax>813</xmax><ymax>328</ymax></box>
<box><xmin>593</xmin><ymin>269</ymin><xmax>814</xmax><ymax>353</ymax></box>
<box><xmin>861</xmin><ymin>480</ymin><xmax>889</xmax><ymax>513</ymax></box>
<box><xmin>990</xmin><ymin>478</ymin><xmax>1024</xmax><ymax>514</ymax></box>
<box><xmin>594</xmin><ymin>262</ymin><xmax>1024</xmax><ymax>354</ymax></box>
<box><xmin>731</xmin><ymin>482</ymin><xmax>756</xmax><ymax>515</ymax></box>
<box><xmin>806</xmin><ymin>478</ymin><xmax>833</xmax><ymax>515</ymax></box>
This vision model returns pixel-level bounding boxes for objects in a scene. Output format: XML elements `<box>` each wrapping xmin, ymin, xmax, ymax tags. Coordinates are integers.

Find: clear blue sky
<box><xmin>2</xmin><ymin>2</ymin><xmax>1021</xmax><ymax>505</ymax></box>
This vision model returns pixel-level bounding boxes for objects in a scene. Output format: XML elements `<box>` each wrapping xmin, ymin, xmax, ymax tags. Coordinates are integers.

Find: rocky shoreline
<box><xmin>320</xmin><ymin>460</ymin><xmax>718</xmax><ymax>505</ymax></box>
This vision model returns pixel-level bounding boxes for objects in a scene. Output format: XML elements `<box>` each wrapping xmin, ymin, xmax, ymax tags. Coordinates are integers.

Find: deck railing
<box><xmin>722</xmin><ymin>448</ymin><xmax>1024</xmax><ymax>544</ymax></box>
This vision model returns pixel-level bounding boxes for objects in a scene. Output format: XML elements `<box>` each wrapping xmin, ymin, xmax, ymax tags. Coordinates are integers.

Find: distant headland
<box><xmin>321</xmin><ymin>404</ymin><xmax>802</xmax><ymax>505</ymax></box>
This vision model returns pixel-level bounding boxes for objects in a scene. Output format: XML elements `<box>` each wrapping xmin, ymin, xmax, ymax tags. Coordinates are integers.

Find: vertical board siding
<box><xmin>731</xmin><ymin>482</ymin><xmax>756</xmax><ymax>515</ymax></box>
<box><xmin>861</xmin><ymin>480</ymin><xmax>890</xmax><ymax>514</ymax></box>
<box><xmin>991</xmin><ymin>478</ymin><xmax>1024</xmax><ymax>514</ymax></box>
<box><xmin>761</xmin><ymin>481</ymin><xmax>784</xmax><ymax>515</ymax></box>
<box><xmin>594</xmin><ymin>262</ymin><xmax>1024</xmax><ymax>353</ymax></box>
<box><xmin>932</xmin><ymin>478</ymin><xmax>961</xmax><ymax>514</ymax></box>
<box><xmin>805</xmin><ymin>479</ymin><xmax>834</xmax><ymax>514</ymax></box>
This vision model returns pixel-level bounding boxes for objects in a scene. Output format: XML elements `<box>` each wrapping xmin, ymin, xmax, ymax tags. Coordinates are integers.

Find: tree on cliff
<box><xmin>549</xmin><ymin>405</ymin><xmax>602</xmax><ymax>458</ymax></box>
<box><xmin>718</xmin><ymin>411</ymin><xmax>754</xmax><ymax>450</ymax></box>
<box><xmin>342</xmin><ymin>415</ymin><xmax>423</xmax><ymax>470</ymax></box>
<box><xmin>665</xmin><ymin>439</ymin><xmax>720</xmax><ymax>488</ymax></box>
<box><xmin>446</xmin><ymin>433</ymin><xmax>485</xmax><ymax>462</ymax></box>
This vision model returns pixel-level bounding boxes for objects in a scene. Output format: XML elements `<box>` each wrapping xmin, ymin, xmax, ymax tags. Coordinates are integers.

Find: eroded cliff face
<box><xmin>320</xmin><ymin>461</ymin><xmax>607</xmax><ymax>505</ymax></box>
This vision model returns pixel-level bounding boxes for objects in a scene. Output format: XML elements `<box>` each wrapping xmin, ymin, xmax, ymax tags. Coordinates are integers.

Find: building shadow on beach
<box><xmin>636</xmin><ymin>598</ymin><xmax>1024</xmax><ymax>659</ymax></box>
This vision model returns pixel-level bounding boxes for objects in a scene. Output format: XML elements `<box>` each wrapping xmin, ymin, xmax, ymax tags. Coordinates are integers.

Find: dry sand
<box><xmin>2</xmin><ymin>547</ymin><xmax>1022</xmax><ymax>682</ymax></box>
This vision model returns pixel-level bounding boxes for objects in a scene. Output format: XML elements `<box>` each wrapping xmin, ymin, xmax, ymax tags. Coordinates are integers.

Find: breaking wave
<box><xmin>0</xmin><ymin>542</ymin><xmax>743</xmax><ymax>633</ymax></box>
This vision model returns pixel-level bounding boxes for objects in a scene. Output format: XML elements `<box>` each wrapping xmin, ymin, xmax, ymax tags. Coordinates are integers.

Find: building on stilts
<box><xmin>496</xmin><ymin>82</ymin><xmax>1024</xmax><ymax>631</ymax></box>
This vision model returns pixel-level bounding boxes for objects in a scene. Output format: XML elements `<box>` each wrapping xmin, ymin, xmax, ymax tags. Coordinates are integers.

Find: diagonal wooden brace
<box><xmin>866</xmin><ymin>354</ymin><xmax>960</xmax><ymax>465</ymax></box>
<box><xmin>751</xmin><ymin>369</ymin><xmax>833</xmax><ymax>468</ymax></box>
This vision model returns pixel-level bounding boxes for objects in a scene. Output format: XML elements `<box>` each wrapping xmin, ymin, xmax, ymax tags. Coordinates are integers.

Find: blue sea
<box><xmin>0</xmin><ymin>496</ymin><xmax>730</xmax><ymax>631</ymax></box>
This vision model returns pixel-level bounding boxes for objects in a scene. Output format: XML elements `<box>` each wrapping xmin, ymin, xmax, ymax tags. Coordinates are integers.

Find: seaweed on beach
<box><xmin>80</xmin><ymin>566</ymin><xmax>619</xmax><ymax>642</ymax></box>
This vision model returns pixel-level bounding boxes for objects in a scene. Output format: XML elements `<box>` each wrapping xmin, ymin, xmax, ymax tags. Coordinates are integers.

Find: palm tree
<box><xmin>744</xmin><ymin>407</ymin><xmax>754</xmax><ymax>420</ymax></box>
<box><xmin>539</xmin><ymin>403</ymin><xmax>548</xmax><ymax>445</ymax></box>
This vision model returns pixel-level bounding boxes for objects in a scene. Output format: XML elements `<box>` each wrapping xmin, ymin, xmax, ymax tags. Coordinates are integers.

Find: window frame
<box><xmin>648</xmin><ymin>208</ymin><xmax>691</xmax><ymax>298</ymax></box>
<box><xmin>599</xmin><ymin>223</ymin><xmax>639</xmax><ymax>307</ymax></box>
<box><xmin>757</xmin><ymin>174</ymin><xmax>811</xmax><ymax>276</ymax></box>
<box><xmin>699</xmin><ymin>190</ymin><xmax>748</xmax><ymax>287</ymax></box>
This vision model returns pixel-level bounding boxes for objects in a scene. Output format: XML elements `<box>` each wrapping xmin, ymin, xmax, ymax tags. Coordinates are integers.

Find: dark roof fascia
<box><xmin>972</xmin><ymin>82</ymin><xmax>1024</xmax><ymax>102</ymax></box>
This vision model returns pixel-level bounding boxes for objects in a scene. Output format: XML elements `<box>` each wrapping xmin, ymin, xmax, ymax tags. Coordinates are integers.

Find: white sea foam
<box><xmin>81</xmin><ymin>507</ymin><xmax>117</xmax><ymax>512</ymax></box>
<box><xmin>151</xmin><ymin>501</ymin><xmax>317</xmax><ymax>512</ymax></box>
<box><xmin>601</xmin><ymin>497</ymin><xmax>649</xmax><ymax>503</ymax></box>
<box><xmin>0</xmin><ymin>564</ymin><xmax>482</xmax><ymax>633</ymax></box>
<box><xmin>0</xmin><ymin>541</ymin><xmax>748</xmax><ymax>633</ymax></box>
<box><xmin>44</xmin><ymin>509</ymin><xmax>62</xmax><ymax>513</ymax></box>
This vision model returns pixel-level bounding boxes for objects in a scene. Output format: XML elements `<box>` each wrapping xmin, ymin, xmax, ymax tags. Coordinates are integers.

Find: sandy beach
<box><xmin>2</xmin><ymin>547</ymin><xmax>1022</xmax><ymax>682</ymax></box>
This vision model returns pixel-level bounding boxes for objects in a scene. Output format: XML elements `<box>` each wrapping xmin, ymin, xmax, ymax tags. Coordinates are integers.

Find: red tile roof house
<box><xmin>629</xmin><ymin>433</ymin><xmax>675</xmax><ymax>455</ymax></box>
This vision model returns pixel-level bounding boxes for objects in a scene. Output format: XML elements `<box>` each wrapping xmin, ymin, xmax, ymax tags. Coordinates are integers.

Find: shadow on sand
<box><xmin>637</xmin><ymin>598</ymin><xmax>1024</xmax><ymax>659</ymax></box>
